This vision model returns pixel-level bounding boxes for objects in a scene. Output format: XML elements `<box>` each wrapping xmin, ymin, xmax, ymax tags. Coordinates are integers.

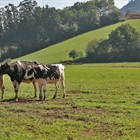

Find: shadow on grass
<box><xmin>0</xmin><ymin>97</ymin><xmax>47</xmax><ymax>103</ymax></box>
<box><xmin>1</xmin><ymin>98</ymin><xmax>15</xmax><ymax>102</ymax></box>
<box><xmin>136</xmin><ymin>101</ymin><xmax>140</xmax><ymax>104</ymax></box>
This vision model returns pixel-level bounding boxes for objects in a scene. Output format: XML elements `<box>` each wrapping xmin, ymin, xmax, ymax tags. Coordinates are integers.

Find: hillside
<box><xmin>121</xmin><ymin>0</ymin><xmax>140</xmax><ymax>16</ymax></box>
<box><xmin>13</xmin><ymin>19</ymin><xmax>140</xmax><ymax>64</ymax></box>
<box><xmin>0</xmin><ymin>0</ymin><xmax>122</xmax><ymax>62</ymax></box>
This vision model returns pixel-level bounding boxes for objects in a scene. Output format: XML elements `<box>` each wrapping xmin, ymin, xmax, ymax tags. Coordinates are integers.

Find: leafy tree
<box><xmin>86</xmin><ymin>39</ymin><xmax>100</xmax><ymax>60</ymax></box>
<box><xmin>108</xmin><ymin>24</ymin><xmax>140</xmax><ymax>61</ymax></box>
<box><xmin>69</xmin><ymin>50</ymin><xmax>79</xmax><ymax>60</ymax></box>
<box><xmin>78</xmin><ymin>51</ymin><xmax>84</xmax><ymax>58</ymax></box>
<box><xmin>85</xmin><ymin>24</ymin><xmax>140</xmax><ymax>62</ymax></box>
<box><xmin>86</xmin><ymin>39</ymin><xmax>109</xmax><ymax>62</ymax></box>
<box><xmin>0</xmin><ymin>0</ymin><xmax>123</xmax><ymax>61</ymax></box>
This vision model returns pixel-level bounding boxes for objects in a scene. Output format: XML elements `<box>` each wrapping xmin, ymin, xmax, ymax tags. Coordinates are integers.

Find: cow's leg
<box><xmin>39</xmin><ymin>85</ymin><xmax>43</xmax><ymax>100</ymax></box>
<box><xmin>53</xmin><ymin>82</ymin><xmax>59</xmax><ymax>99</ymax></box>
<box><xmin>32</xmin><ymin>81</ymin><xmax>37</xmax><ymax>98</ymax></box>
<box><xmin>61</xmin><ymin>78</ymin><xmax>66</xmax><ymax>98</ymax></box>
<box><xmin>43</xmin><ymin>80</ymin><xmax>47</xmax><ymax>100</ymax></box>
<box><xmin>43</xmin><ymin>85</ymin><xmax>46</xmax><ymax>100</ymax></box>
<box><xmin>0</xmin><ymin>75</ymin><xmax>4</xmax><ymax>99</ymax></box>
<box><xmin>1</xmin><ymin>85</ymin><xmax>5</xmax><ymax>99</ymax></box>
<box><xmin>13</xmin><ymin>81</ymin><xmax>19</xmax><ymax>101</ymax></box>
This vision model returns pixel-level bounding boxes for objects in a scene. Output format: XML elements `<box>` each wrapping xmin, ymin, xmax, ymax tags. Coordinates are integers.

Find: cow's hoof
<box><xmin>34</xmin><ymin>95</ymin><xmax>37</xmax><ymax>98</ymax></box>
<box><xmin>39</xmin><ymin>97</ymin><xmax>43</xmax><ymax>100</ymax></box>
<box><xmin>43</xmin><ymin>95</ymin><xmax>46</xmax><ymax>100</ymax></box>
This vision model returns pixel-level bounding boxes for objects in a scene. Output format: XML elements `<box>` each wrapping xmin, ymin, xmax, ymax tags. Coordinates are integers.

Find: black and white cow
<box><xmin>0</xmin><ymin>60</ymin><xmax>40</xmax><ymax>101</ymax></box>
<box><xmin>24</xmin><ymin>64</ymin><xmax>65</xmax><ymax>100</ymax></box>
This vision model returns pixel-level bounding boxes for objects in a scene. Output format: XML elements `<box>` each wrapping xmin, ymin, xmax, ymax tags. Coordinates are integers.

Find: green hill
<box><xmin>13</xmin><ymin>19</ymin><xmax>140</xmax><ymax>64</ymax></box>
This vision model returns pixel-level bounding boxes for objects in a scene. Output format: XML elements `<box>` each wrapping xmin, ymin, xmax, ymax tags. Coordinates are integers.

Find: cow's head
<box><xmin>23</xmin><ymin>65</ymin><xmax>35</xmax><ymax>80</ymax></box>
<box><xmin>0</xmin><ymin>61</ymin><xmax>10</xmax><ymax>75</ymax></box>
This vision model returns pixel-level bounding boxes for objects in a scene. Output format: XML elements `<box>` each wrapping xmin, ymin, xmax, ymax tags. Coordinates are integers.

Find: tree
<box><xmin>86</xmin><ymin>39</ymin><xmax>109</xmax><ymax>62</ymax></box>
<box><xmin>108</xmin><ymin>24</ymin><xmax>140</xmax><ymax>61</ymax></box>
<box><xmin>69</xmin><ymin>50</ymin><xmax>79</xmax><ymax>60</ymax></box>
<box><xmin>85</xmin><ymin>24</ymin><xmax>140</xmax><ymax>62</ymax></box>
<box><xmin>0</xmin><ymin>0</ymin><xmax>122</xmax><ymax>61</ymax></box>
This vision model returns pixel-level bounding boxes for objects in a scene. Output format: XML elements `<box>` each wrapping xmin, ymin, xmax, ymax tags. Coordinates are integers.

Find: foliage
<box><xmin>69</xmin><ymin>50</ymin><xmax>78</xmax><ymax>59</ymax></box>
<box><xmin>108</xmin><ymin>24</ymin><xmax>140</xmax><ymax>61</ymax></box>
<box><xmin>10</xmin><ymin>19</ymin><xmax>140</xmax><ymax>64</ymax></box>
<box><xmin>69</xmin><ymin>50</ymin><xmax>83</xmax><ymax>60</ymax></box>
<box><xmin>9</xmin><ymin>19</ymin><xmax>140</xmax><ymax>63</ymax></box>
<box><xmin>85</xmin><ymin>24</ymin><xmax>140</xmax><ymax>62</ymax></box>
<box><xmin>0</xmin><ymin>63</ymin><xmax>140</xmax><ymax>139</ymax></box>
<box><xmin>86</xmin><ymin>39</ymin><xmax>109</xmax><ymax>62</ymax></box>
<box><xmin>0</xmin><ymin>0</ymin><xmax>123</xmax><ymax>61</ymax></box>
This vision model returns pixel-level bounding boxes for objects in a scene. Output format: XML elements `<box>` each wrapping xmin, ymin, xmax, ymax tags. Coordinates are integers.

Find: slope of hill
<box><xmin>121</xmin><ymin>0</ymin><xmax>140</xmax><ymax>16</ymax></box>
<box><xmin>13</xmin><ymin>19</ymin><xmax>140</xmax><ymax>64</ymax></box>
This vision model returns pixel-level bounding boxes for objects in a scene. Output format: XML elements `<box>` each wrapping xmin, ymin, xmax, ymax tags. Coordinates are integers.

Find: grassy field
<box><xmin>1</xmin><ymin>19</ymin><xmax>140</xmax><ymax>140</ymax></box>
<box><xmin>13</xmin><ymin>19</ymin><xmax>140</xmax><ymax>64</ymax></box>
<box><xmin>0</xmin><ymin>63</ymin><xmax>140</xmax><ymax>140</ymax></box>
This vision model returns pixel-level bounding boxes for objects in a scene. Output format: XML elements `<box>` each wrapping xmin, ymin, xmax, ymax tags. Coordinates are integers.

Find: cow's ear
<box><xmin>34</xmin><ymin>61</ymin><xmax>40</xmax><ymax>65</ymax></box>
<box><xmin>4</xmin><ymin>59</ymin><xmax>11</xmax><ymax>66</ymax></box>
<box><xmin>2</xmin><ymin>61</ymin><xmax>10</xmax><ymax>68</ymax></box>
<box><xmin>5</xmin><ymin>62</ymin><xmax>10</xmax><ymax>67</ymax></box>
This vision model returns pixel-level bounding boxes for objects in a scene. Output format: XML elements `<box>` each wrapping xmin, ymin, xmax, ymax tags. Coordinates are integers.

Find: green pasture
<box><xmin>13</xmin><ymin>19</ymin><xmax>140</xmax><ymax>64</ymax></box>
<box><xmin>1</xmin><ymin>19</ymin><xmax>140</xmax><ymax>139</ymax></box>
<box><xmin>0</xmin><ymin>63</ymin><xmax>140</xmax><ymax>140</ymax></box>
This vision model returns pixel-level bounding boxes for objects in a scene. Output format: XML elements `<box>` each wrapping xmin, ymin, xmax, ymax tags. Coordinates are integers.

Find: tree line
<box><xmin>69</xmin><ymin>24</ymin><xmax>140</xmax><ymax>63</ymax></box>
<box><xmin>0</xmin><ymin>0</ymin><xmax>122</xmax><ymax>61</ymax></box>
<box><xmin>85</xmin><ymin>24</ymin><xmax>140</xmax><ymax>62</ymax></box>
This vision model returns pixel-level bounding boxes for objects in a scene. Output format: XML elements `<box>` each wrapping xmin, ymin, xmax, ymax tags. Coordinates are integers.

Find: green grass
<box><xmin>0</xmin><ymin>63</ymin><xmax>140</xmax><ymax>140</ymax></box>
<box><xmin>13</xmin><ymin>19</ymin><xmax>140</xmax><ymax>64</ymax></box>
<box><xmin>1</xmin><ymin>20</ymin><xmax>140</xmax><ymax>140</ymax></box>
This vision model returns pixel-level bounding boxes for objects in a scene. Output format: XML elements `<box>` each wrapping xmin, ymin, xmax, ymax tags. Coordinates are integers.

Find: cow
<box><xmin>0</xmin><ymin>60</ymin><xmax>40</xmax><ymax>101</ymax></box>
<box><xmin>23</xmin><ymin>64</ymin><xmax>65</xmax><ymax>100</ymax></box>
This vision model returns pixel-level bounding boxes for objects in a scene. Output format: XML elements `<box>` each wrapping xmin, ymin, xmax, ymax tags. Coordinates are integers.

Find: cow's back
<box><xmin>45</xmin><ymin>65</ymin><xmax>61</xmax><ymax>80</ymax></box>
<box><xmin>7</xmin><ymin>61</ymin><xmax>39</xmax><ymax>83</ymax></box>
